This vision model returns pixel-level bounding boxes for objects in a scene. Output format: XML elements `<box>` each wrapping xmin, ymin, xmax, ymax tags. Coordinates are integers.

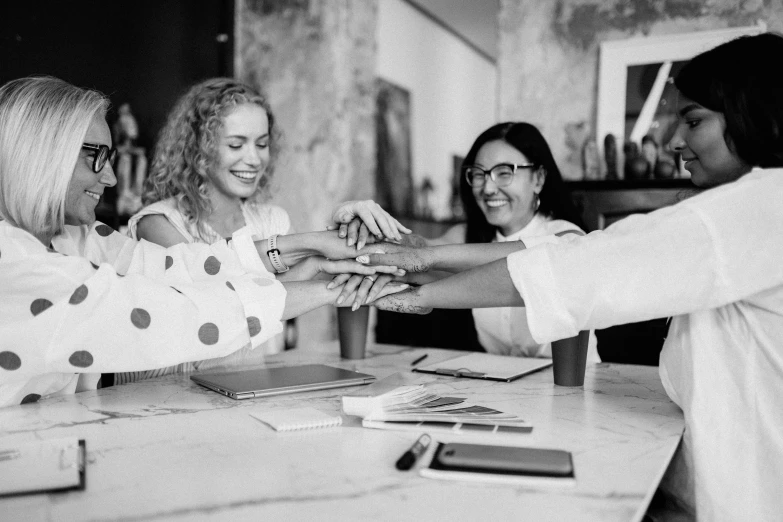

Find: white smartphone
<box><xmin>431</xmin><ymin>442</ymin><xmax>573</xmax><ymax>477</ymax></box>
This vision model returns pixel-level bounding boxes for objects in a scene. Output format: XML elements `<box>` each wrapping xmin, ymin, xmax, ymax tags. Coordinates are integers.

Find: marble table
<box><xmin>0</xmin><ymin>343</ymin><xmax>683</xmax><ymax>522</ymax></box>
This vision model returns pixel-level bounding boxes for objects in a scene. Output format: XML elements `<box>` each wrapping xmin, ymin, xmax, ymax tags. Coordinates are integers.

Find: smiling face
<box><xmin>207</xmin><ymin>103</ymin><xmax>270</xmax><ymax>203</ymax></box>
<box><xmin>471</xmin><ymin>140</ymin><xmax>546</xmax><ymax>236</ymax></box>
<box><xmin>64</xmin><ymin>115</ymin><xmax>117</xmax><ymax>227</ymax></box>
<box><xmin>668</xmin><ymin>94</ymin><xmax>750</xmax><ymax>187</ymax></box>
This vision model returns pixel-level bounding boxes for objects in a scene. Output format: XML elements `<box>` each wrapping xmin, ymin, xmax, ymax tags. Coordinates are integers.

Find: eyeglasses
<box><xmin>464</xmin><ymin>163</ymin><xmax>536</xmax><ymax>187</ymax></box>
<box><xmin>81</xmin><ymin>143</ymin><xmax>118</xmax><ymax>173</ymax></box>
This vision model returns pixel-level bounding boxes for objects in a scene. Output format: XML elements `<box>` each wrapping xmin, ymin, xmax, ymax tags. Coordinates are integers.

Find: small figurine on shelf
<box><xmin>654</xmin><ymin>153</ymin><xmax>678</xmax><ymax>179</ymax></box>
<box><xmin>641</xmin><ymin>135</ymin><xmax>659</xmax><ymax>178</ymax></box>
<box><xmin>112</xmin><ymin>103</ymin><xmax>147</xmax><ymax>216</ymax></box>
<box><xmin>603</xmin><ymin>133</ymin><xmax>619</xmax><ymax>180</ymax></box>
<box><xmin>582</xmin><ymin>138</ymin><xmax>601</xmax><ymax>180</ymax></box>
<box><xmin>564</xmin><ymin>120</ymin><xmax>590</xmax><ymax>179</ymax></box>
<box><xmin>416</xmin><ymin>176</ymin><xmax>435</xmax><ymax>220</ymax></box>
<box><xmin>624</xmin><ymin>140</ymin><xmax>649</xmax><ymax>180</ymax></box>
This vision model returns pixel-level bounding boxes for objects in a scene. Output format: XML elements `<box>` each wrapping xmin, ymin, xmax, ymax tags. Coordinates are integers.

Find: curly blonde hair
<box><xmin>143</xmin><ymin>78</ymin><xmax>279</xmax><ymax>237</ymax></box>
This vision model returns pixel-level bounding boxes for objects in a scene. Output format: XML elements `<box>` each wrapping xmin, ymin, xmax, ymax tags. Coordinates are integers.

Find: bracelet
<box><xmin>265</xmin><ymin>234</ymin><xmax>290</xmax><ymax>273</ymax></box>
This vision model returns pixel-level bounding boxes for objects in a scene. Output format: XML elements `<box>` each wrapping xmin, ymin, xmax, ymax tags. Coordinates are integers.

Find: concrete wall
<box><xmin>497</xmin><ymin>0</ymin><xmax>783</xmax><ymax>180</ymax></box>
<box><xmin>236</xmin><ymin>0</ymin><xmax>378</xmax><ymax>344</ymax></box>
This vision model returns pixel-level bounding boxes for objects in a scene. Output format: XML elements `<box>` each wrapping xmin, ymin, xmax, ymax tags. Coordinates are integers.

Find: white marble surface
<box><xmin>0</xmin><ymin>343</ymin><xmax>683</xmax><ymax>522</ymax></box>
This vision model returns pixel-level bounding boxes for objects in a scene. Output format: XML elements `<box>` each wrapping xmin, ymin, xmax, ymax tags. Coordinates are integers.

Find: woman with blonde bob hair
<box><xmin>0</xmin><ymin>78</ymin><xmax>108</xmax><ymax>241</ymax></box>
<box><xmin>0</xmin><ymin>76</ymin><xmax>407</xmax><ymax>409</ymax></box>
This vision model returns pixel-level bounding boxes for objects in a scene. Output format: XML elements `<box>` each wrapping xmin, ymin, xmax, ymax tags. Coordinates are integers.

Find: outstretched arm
<box><xmin>356</xmin><ymin>241</ymin><xmax>529</xmax><ymax>274</ymax></box>
<box><xmin>372</xmin><ymin>258</ymin><xmax>524</xmax><ymax>313</ymax></box>
<box><xmin>356</xmin><ymin>230</ymin><xmax>583</xmax><ymax>273</ymax></box>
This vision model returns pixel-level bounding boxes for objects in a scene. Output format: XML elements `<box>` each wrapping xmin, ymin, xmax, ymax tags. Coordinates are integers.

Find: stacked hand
<box><xmin>328</xmin><ymin>200</ymin><xmax>412</xmax><ymax>250</ymax></box>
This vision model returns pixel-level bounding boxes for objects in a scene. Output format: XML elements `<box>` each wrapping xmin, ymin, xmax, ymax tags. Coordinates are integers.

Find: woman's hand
<box><xmin>354</xmin><ymin>242</ymin><xmax>435</xmax><ymax>273</ymax></box>
<box><xmin>328</xmin><ymin>273</ymin><xmax>397</xmax><ymax>310</ymax></box>
<box><xmin>328</xmin><ymin>200</ymin><xmax>412</xmax><ymax>249</ymax></box>
<box><xmin>372</xmin><ymin>286</ymin><xmax>433</xmax><ymax>315</ymax></box>
<box><xmin>279</xmin><ymin>255</ymin><xmax>404</xmax><ymax>282</ymax></box>
<box><xmin>331</xmin><ymin>274</ymin><xmax>410</xmax><ymax>310</ymax></box>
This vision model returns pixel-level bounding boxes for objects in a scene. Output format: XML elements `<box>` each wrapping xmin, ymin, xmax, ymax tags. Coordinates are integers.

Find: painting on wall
<box><xmin>596</xmin><ymin>24</ymin><xmax>764</xmax><ymax>179</ymax></box>
<box><xmin>375</xmin><ymin>78</ymin><xmax>414</xmax><ymax>216</ymax></box>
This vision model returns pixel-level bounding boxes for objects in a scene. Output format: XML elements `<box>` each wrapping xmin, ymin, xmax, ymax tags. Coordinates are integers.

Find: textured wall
<box><xmin>236</xmin><ymin>0</ymin><xmax>378</xmax><ymax>343</ymax></box>
<box><xmin>498</xmin><ymin>0</ymin><xmax>783</xmax><ymax>180</ymax></box>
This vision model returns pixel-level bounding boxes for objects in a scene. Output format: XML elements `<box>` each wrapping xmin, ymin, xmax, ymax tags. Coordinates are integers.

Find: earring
<box><xmin>534</xmin><ymin>193</ymin><xmax>541</xmax><ymax>211</ymax></box>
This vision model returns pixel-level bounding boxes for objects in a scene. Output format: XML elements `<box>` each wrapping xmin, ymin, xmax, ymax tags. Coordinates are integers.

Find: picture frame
<box><xmin>596</xmin><ymin>23</ymin><xmax>766</xmax><ymax>157</ymax></box>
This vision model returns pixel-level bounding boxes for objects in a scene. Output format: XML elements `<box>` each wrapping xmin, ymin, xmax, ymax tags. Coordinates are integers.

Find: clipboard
<box><xmin>0</xmin><ymin>438</ymin><xmax>86</xmax><ymax>497</ymax></box>
<box><xmin>412</xmin><ymin>353</ymin><xmax>552</xmax><ymax>382</ymax></box>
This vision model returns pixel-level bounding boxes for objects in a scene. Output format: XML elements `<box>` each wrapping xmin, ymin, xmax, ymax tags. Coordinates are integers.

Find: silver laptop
<box><xmin>190</xmin><ymin>364</ymin><xmax>376</xmax><ymax>400</ymax></box>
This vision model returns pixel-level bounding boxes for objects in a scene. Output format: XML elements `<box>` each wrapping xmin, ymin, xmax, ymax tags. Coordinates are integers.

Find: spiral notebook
<box><xmin>250</xmin><ymin>407</ymin><xmax>342</xmax><ymax>432</ymax></box>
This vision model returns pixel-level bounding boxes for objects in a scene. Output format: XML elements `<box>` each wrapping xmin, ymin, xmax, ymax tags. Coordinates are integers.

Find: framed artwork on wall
<box><xmin>375</xmin><ymin>78</ymin><xmax>414</xmax><ymax>216</ymax></box>
<box><xmin>596</xmin><ymin>23</ymin><xmax>766</xmax><ymax>164</ymax></box>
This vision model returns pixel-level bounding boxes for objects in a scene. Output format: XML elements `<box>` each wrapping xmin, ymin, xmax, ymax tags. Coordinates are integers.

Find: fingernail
<box><xmin>398</xmin><ymin>269</ymin><xmax>406</xmax><ymax>275</ymax></box>
<box><xmin>336</xmin><ymin>295</ymin><xmax>344</xmax><ymax>304</ymax></box>
<box><xmin>356</xmin><ymin>255</ymin><xmax>369</xmax><ymax>264</ymax></box>
<box><xmin>327</xmin><ymin>282</ymin><xmax>335</xmax><ymax>290</ymax></box>
<box><xmin>357</xmin><ymin>241</ymin><xmax>365</xmax><ymax>250</ymax></box>
<box><xmin>339</xmin><ymin>231</ymin><xmax>346</xmax><ymax>237</ymax></box>
<box><xmin>352</xmin><ymin>302</ymin><xmax>359</xmax><ymax>311</ymax></box>
<box><xmin>347</xmin><ymin>238</ymin><xmax>355</xmax><ymax>246</ymax></box>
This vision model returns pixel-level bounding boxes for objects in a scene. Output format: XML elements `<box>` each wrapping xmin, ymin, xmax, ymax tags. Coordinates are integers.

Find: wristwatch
<box><xmin>265</xmin><ymin>234</ymin><xmax>289</xmax><ymax>273</ymax></box>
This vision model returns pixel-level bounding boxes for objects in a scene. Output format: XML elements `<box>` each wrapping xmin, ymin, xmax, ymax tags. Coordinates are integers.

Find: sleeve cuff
<box><xmin>506</xmin><ymin>247</ymin><xmax>579</xmax><ymax>344</ymax></box>
<box><xmin>231</xmin><ymin>234</ymin><xmax>274</xmax><ymax>278</ymax></box>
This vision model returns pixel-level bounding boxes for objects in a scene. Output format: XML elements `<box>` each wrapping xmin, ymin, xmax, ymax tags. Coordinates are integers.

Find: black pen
<box><xmin>395</xmin><ymin>433</ymin><xmax>431</xmax><ymax>471</ymax></box>
<box><xmin>411</xmin><ymin>354</ymin><xmax>428</xmax><ymax>366</ymax></box>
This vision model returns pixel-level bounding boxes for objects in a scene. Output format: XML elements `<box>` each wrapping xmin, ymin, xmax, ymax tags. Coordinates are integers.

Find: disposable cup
<box><xmin>337</xmin><ymin>306</ymin><xmax>370</xmax><ymax>360</ymax></box>
<box><xmin>551</xmin><ymin>330</ymin><xmax>590</xmax><ymax>386</ymax></box>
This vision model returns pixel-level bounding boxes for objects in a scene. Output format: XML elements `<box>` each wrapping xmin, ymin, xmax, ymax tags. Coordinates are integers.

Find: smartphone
<box><xmin>432</xmin><ymin>442</ymin><xmax>573</xmax><ymax>477</ymax></box>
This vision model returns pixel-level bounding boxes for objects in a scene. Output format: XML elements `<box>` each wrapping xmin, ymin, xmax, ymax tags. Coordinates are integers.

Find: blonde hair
<box><xmin>144</xmin><ymin>78</ymin><xmax>279</xmax><ymax>239</ymax></box>
<box><xmin>0</xmin><ymin>76</ymin><xmax>109</xmax><ymax>239</ymax></box>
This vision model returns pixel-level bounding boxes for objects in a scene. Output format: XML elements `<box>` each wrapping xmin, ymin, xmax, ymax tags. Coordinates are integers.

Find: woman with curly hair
<box><xmin>119</xmin><ymin>78</ymin><xmax>409</xmax><ymax>383</ymax></box>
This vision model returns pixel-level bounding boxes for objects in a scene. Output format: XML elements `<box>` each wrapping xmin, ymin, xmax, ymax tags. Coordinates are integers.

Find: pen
<box><xmin>395</xmin><ymin>433</ymin><xmax>431</xmax><ymax>471</ymax></box>
<box><xmin>411</xmin><ymin>354</ymin><xmax>428</xmax><ymax>366</ymax></box>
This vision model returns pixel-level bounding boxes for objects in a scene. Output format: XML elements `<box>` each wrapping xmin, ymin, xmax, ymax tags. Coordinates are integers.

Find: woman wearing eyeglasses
<box><xmin>0</xmin><ymin>76</ymin><xmax>406</xmax><ymax>409</ymax></box>
<box><xmin>451</xmin><ymin>123</ymin><xmax>596</xmax><ymax>360</ymax></box>
<box><xmin>371</xmin><ymin>123</ymin><xmax>597</xmax><ymax>360</ymax></box>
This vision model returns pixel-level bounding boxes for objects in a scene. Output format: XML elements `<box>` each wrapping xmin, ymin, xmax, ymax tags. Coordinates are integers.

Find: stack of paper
<box><xmin>341</xmin><ymin>373</ymin><xmax>527</xmax><ymax>427</ymax></box>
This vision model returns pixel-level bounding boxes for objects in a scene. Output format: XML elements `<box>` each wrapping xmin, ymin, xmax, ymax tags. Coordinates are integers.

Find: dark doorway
<box><xmin>1</xmin><ymin>0</ymin><xmax>234</xmax><ymax>226</ymax></box>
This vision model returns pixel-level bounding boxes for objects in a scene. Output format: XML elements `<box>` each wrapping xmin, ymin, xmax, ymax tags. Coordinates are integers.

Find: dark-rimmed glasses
<box><xmin>81</xmin><ymin>143</ymin><xmax>118</xmax><ymax>173</ymax></box>
<box><xmin>464</xmin><ymin>163</ymin><xmax>536</xmax><ymax>187</ymax></box>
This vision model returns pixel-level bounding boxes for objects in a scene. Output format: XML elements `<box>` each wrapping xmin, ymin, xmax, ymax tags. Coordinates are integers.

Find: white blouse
<box><xmin>506</xmin><ymin>168</ymin><xmax>783</xmax><ymax>521</ymax></box>
<box><xmin>0</xmin><ymin>220</ymin><xmax>285</xmax><ymax>409</ymax></box>
<box><xmin>472</xmin><ymin>213</ymin><xmax>599</xmax><ymax>361</ymax></box>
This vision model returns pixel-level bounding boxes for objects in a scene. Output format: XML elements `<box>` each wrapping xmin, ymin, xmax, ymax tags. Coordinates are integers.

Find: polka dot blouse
<box><xmin>0</xmin><ymin>220</ymin><xmax>286</xmax><ymax>409</ymax></box>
